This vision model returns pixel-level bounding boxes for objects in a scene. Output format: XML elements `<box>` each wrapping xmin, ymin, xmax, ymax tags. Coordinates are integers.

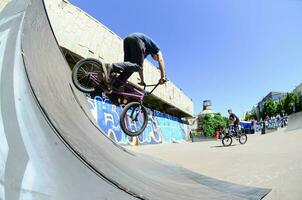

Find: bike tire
<box><xmin>120</xmin><ymin>102</ymin><xmax>148</xmax><ymax>137</ymax></box>
<box><xmin>72</xmin><ymin>58</ymin><xmax>107</xmax><ymax>93</ymax></box>
<box><xmin>239</xmin><ymin>134</ymin><xmax>247</xmax><ymax>144</ymax></box>
<box><xmin>222</xmin><ymin>136</ymin><xmax>233</xmax><ymax>147</ymax></box>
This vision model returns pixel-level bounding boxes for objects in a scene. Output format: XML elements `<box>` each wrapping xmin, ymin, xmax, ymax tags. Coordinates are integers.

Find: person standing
<box><xmin>189</xmin><ymin>130</ymin><xmax>194</xmax><ymax>142</ymax></box>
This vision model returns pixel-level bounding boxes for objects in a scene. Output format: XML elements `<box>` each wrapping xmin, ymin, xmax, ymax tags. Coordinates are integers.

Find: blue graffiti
<box><xmin>87</xmin><ymin>95</ymin><xmax>186</xmax><ymax>145</ymax></box>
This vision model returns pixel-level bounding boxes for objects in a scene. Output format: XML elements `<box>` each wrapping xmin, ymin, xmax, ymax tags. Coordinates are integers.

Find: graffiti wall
<box><xmin>87</xmin><ymin>95</ymin><xmax>187</xmax><ymax>145</ymax></box>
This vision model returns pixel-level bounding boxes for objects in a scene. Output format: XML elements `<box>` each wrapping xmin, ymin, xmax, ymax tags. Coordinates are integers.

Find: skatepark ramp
<box><xmin>286</xmin><ymin>111</ymin><xmax>302</xmax><ymax>132</ymax></box>
<box><xmin>0</xmin><ymin>0</ymin><xmax>271</xmax><ymax>199</ymax></box>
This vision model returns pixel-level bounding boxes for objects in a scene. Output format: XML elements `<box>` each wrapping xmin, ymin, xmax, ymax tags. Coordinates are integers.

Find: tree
<box><xmin>298</xmin><ymin>96</ymin><xmax>302</xmax><ymax>112</ymax></box>
<box><xmin>276</xmin><ymin>98</ymin><xmax>285</xmax><ymax>115</ymax></box>
<box><xmin>262</xmin><ymin>99</ymin><xmax>276</xmax><ymax>117</ymax></box>
<box><xmin>202</xmin><ymin>113</ymin><xmax>227</xmax><ymax>137</ymax></box>
<box><xmin>245</xmin><ymin>112</ymin><xmax>257</xmax><ymax>121</ymax></box>
<box><xmin>244</xmin><ymin>112</ymin><xmax>250</xmax><ymax>121</ymax></box>
<box><xmin>284</xmin><ymin>92</ymin><xmax>300</xmax><ymax>114</ymax></box>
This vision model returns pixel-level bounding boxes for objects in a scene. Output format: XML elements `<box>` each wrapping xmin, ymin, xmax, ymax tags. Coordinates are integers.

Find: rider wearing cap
<box><xmin>106</xmin><ymin>33</ymin><xmax>166</xmax><ymax>87</ymax></box>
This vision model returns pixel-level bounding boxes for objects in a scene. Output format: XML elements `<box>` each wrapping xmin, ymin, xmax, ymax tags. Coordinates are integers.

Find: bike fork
<box><xmin>130</xmin><ymin>103</ymin><xmax>143</xmax><ymax>121</ymax></box>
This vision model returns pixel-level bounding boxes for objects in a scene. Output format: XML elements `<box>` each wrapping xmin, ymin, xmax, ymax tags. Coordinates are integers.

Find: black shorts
<box><xmin>123</xmin><ymin>36</ymin><xmax>145</xmax><ymax>67</ymax></box>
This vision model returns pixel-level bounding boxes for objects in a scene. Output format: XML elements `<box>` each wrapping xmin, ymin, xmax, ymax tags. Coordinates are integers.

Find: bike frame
<box><xmin>223</xmin><ymin>125</ymin><xmax>239</xmax><ymax>137</ymax></box>
<box><xmin>89</xmin><ymin>72</ymin><xmax>160</xmax><ymax>101</ymax></box>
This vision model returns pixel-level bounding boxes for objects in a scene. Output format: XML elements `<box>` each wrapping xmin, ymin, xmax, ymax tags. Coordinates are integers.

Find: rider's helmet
<box><xmin>228</xmin><ymin>109</ymin><xmax>232</xmax><ymax>114</ymax></box>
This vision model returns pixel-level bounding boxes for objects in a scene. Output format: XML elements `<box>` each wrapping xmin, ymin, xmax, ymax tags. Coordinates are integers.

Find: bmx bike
<box><xmin>221</xmin><ymin>125</ymin><xmax>247</xmax><ymax>147</ymax></box>
<box><xmin>71</xmin><ymin>58</ymin><xmax>165</xmax><ymax>137</ymax></box>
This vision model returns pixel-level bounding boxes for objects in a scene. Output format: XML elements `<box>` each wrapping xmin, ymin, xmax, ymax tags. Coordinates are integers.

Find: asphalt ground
<box><xmin>0</xmin><ymin>0</ymin><xmax>270</xmax><ymax>198</ymax></box>
<box><xmin>128</xmin><ymin>128</ymin><xmax>302</xmax><ymax>200</ymax></box>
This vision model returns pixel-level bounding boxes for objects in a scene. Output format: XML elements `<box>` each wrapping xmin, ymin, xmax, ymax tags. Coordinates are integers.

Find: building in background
<box><xmin>294</xmin><ymin>83</ymin><xmax>302</xmax><ymax>101</ymax></box>
<box><xmin>201</xmin><ymin>100</ymin><xmax>214</xmax><ymax>115</ymax></box>
<box><xmin>196</xmin><ymin>100</ymin><xmax>216</xmax><ymax>131</ymax></box>
<box><xmin>257</xmin><ymin>91</ymin><xmax>287</xmax><ymax>114</ymax></box>
<box><xmin>294</xmin><ymin>83</ymin><xmax>302</xmax><ymax>109</ymax></box>
<box><xmin>247</xmin><ymin>83</ymin><xmax>302</xmax><ymax>120</ymax></box>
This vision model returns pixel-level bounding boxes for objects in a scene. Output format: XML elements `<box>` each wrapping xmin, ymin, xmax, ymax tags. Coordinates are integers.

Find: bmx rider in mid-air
<box><xmin>105</xmin><ymin>33</ymin><xmax>167</xmax><ymax>89</ymax></box>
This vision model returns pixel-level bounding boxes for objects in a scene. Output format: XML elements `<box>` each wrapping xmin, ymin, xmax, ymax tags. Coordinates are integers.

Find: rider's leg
<box><xmin>234</xmin><ymin>123</ymin><xmax>239</xmax><ymax>136</ymax></box>
<box><xmin>123</xmin><ymin>37</ymin><xmax>132</xmax><ymax>62</ymax></box>
<box><xmin>111</xmin><ymin>37</ymin><xmax>144</xmax><ymax>87</ymax></box>
<box><xmin>112</xmin><ymin>62</ymin><xmax>141</xmax><ymax>83</ymax></box>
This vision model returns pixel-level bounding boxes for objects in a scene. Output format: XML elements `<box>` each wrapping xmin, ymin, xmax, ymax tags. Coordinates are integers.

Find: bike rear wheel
<box><xmin>222</xmin><ymin>136</ymin><xmax>233</xmax><ymax>147</ymax></box>
<box><xmin>120</xmin><ymin>102</ymin><xmax>148</xmax><ymax>137</ymax></box>
<box><xmin>72</xmin><ymin>58</ymin><xmax>107</xmax><ymax>93</ymax></box>
<box><xmin>239</xmin><ymin>134</ymin><xmax>247</xmax><ymax>144</ymax></box>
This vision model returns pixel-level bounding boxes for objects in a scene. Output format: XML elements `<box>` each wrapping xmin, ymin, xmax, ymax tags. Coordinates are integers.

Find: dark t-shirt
<box><xmin>229</xmin><ymin>113</ymin><xmax>240</xmax><ymax>124</ymax></box>
<box><xmin>128</xmin><ymin>33</ymin><xmax>160</xmax><ymax>57</ymax></box>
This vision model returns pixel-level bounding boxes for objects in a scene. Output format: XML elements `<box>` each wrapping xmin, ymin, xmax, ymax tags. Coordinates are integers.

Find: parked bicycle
<box><xmin>71</xmin><ymin>58</ymin><xmax>166</xmax><ymax>137</ymax></box>
<box><xmin>221</xmin><ymin>125</ymin><xmax>247</xmax><ymax>147</ymax></box>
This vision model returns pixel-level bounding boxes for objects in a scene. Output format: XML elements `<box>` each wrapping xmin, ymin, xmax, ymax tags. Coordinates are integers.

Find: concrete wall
<box><xmin>87</xmin><ymin>95</ymin><xmax>187</xmax><ymax>145</ymax></box>
<box><xmin>44</xmin><ymin>0</ymin><xmax>193</xmax><ymax>116</ymax></box>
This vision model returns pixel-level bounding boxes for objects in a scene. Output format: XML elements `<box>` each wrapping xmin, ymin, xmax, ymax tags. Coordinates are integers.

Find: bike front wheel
<box><xmin>222</xmin><ymin>136</ymin><xmax>233</xmax><ymax>147</ymax></box>
<box><xmin>72</xmin><ymin>58</ymin><xmax>107</xmax><ymax>93</ymax></box>
<box><xmin>120</xmin><ymin>102</ymin><xmax>148</xmax><ymax>137</ymax></box>
<box><xmin>239</xmin><ymin>134</ymin><xmax>247</xmax><ymax>144</ymax></box>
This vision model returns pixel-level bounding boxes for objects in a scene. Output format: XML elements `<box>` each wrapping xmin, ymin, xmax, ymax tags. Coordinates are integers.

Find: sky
<box><xmin>70</xmin><ymin>0</ymin><xmax>302</xmax><ymax>117</ymax></box>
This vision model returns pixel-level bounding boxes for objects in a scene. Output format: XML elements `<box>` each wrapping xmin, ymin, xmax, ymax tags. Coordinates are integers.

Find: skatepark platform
<box><xmin>0</xmin><ymin>0</ymin><xmax>271</xmax><ymax>199</ymax></box>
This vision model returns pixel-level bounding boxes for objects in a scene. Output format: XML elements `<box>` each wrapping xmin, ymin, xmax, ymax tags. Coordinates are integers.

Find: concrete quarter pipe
<box><xmin>0</xmin><ymin>0</ymin><xmax>271</xmax><ymax>199</ymax></box>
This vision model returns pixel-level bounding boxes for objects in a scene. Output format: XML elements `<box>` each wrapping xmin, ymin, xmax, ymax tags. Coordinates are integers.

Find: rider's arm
<box><xmin>138</xmin><ymin>68</ymin><xmax>145</xmax><ymax>85</ymax></box>
<box><xmin>229</xmin><ymin>115</ymin><xmax>235</xmax><ymax>124</ymax></box>
<box><xmin>157</xmin><ymin>51</ymin><xmax>166</xmax><ymax>83</ymax></box>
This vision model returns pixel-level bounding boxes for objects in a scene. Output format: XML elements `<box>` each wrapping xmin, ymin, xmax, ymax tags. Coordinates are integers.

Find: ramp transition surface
<box><xmin>0</xmin><ymin>0</ymin><xmax>271</xmax><ymax>199</ymax></box>
<box><xmin>286</xmin><ymin>111</ymin><xmax>302</xmax><ymax>132</ymax></box>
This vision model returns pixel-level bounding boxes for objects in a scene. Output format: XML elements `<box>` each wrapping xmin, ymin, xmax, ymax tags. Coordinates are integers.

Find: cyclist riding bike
<box><xmin>228</xmin><ymin>109</ymin><xmax>240</xmax><ymax>135</ymax></box>
<box><xmin>104</xmin><ymin>33</ymin><xmax>166</xmax><ymax>91</ymax></box>
<box><xmin>221</xmin><ymin>110</ymin><xmax>247</xmax><ymax>146</ymax></box>
<box><xmin>71</xmin><ymin>33</ymin><xmax>167</xmax><ymax>136</ymax></box>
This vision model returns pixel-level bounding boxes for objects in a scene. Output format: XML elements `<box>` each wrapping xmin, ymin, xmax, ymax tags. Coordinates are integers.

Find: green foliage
<box><xmin>262</xmin><ymin>92</ymin><xmax>301</xmax><ymax>117</ymax></box>
<box><xmin>276</xmin><ymin>98</ymin><xmax>285</xmax><ymax>115</ymax></box>
<box><xmin>262</xmin><ymin>99</ymin><xmax>276</xmax><ymax>117</ymax></box>
<box><xmin>283</xmin><ymin>92</ymin><xmax>300</xmax><ymax>114</ymax></box>
<box><xmin>223</xmin><ymin>116</ymin><xmax>229</xmax><ymax>125</ymax></box>
<box><xmin>202</xmin><ymin>113</ymin><xmax>227</xmax><ymax>137</ymax></box>
<box><xmin>191</xmin><ymin>130</ymin><xmax>200</xmax><ymax>137</ymax></box>
<box><xmin>245</xmin><ymin>112</ymin><xmax>257</xmax><ymax>121</ymax></box>
<box><xmin>298</xmin><ymin>96</ymin><xmax>302</xmax><ymax>112</ymax></box>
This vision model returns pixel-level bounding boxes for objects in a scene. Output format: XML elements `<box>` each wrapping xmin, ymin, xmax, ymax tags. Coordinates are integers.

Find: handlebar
<box><xmin>138</xmin><ymin>79</ymin><xmax>168</xmax><ymax>87</ymax></box>
<box><xmin>138</xmin><ymin>79</ymin><xmax>169</xmax><ymax>95</ymax></box>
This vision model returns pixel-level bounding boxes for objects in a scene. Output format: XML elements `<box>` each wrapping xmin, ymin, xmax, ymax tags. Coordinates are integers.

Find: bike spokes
<box><xmin>123</xmin><ymin>105</ymin><xmax>145</xmax><ymax>133</ymax></box>
<box><xmin>222</xmin><ymin>136</ymin><xmax>232</xmax><ymax>146</ymax></box>
<box><xmin>75</xmin><ymin>62</ymin><xmax>103</xmax><ymax>91</ymax></box>
<box><xmin>239</xmin><ymin>134</ymin><xmax>247</xmax><ymax>144</ymax></box>
<box><xmin>120</xmin><ymin>102</ymin><xmax>148</xmax><ymax>137</ymax></box>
